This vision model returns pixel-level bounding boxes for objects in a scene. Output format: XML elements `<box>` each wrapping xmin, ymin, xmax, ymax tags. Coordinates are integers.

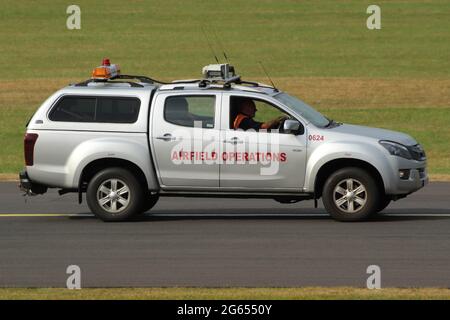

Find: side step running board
<box><xmin>158</xmin><ymin>190</ymin><xmax>313</xmax><ymax>200</ymax></box>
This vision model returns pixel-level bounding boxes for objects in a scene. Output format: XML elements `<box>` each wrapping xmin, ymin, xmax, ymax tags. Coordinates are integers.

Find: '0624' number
<box><xmin>308</xmin><ymin>134</ymin><xmax>324</xmax><ymax>141</ymax></box>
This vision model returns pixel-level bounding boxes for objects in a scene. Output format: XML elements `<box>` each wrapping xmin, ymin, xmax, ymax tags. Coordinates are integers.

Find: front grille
<box><xmin>407</xmin><ymin>144</ymin><xmax>426</xmax><ymax>161</ymax></box>
<box><xmin>418</xmin><ymin>168</ymin><xmax>426</xmax><ymax>179</ymax></box>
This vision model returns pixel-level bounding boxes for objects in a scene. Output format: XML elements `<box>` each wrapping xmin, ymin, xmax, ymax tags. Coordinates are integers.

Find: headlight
<box><xmin>379</xmin><ymin>140</ymin><xmax>413</xmax><ymax>160</ymax></box>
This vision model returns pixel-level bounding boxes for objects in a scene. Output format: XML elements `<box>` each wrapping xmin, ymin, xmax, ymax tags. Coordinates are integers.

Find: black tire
<box><xmin>376</xmin><ymin>196</ymin><xmax>391</xmax><ymax>212</ymax></box>
<box><xmin>86</xmin><ymin>167</ymin><xmax>144</xmax><ymax>222</ymax></box>
<box><xmin>322</xmin><ymin>167</ymin><xmax>380</xmax><ymax>222</ymax></box>
<box><xmin>142</xmin><ymin>193</ymin><xmax>159</xmax><ymax>212</ymax></box>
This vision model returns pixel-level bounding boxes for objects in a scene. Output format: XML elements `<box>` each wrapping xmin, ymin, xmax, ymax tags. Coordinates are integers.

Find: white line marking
<box><xmin>149</xmin><ymin>213</ymin><xmax>450</xmax><ymax>217</ymax></box>
<box><xmin>152</xmin><ymin>213</ymin><xmax>330</xmax><ymax>217</ymax></box>
<box><xmin>0</xmin><ymin>213</ymin><xmax>449</xmax><ymax>218</ymax></box>
<box><xmin>381</xmin><ymin>213</ymin><xmax>450</xmax><ymax>217</ymax></box>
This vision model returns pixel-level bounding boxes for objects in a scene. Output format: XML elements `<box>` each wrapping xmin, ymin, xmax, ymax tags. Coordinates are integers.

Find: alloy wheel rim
<box><xmin>96</xmin><ymin>179</ymin><xmax>130</xmax><ymax>214</ymax></box>
<box><xmin>333</xmin><ymin>178</ymin><xmax>367</xmax><ymax>213</ymax></box>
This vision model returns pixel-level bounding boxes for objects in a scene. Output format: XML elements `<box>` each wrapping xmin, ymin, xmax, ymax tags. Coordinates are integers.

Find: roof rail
<box><xmin>118</xmin><ymin>74</ymin><xmax>170</xmax><ymax>84</ymax></box>
<box><xmin>74</xmin><ymin>79</ymin><xmax>145</xmax><ymax>88</ymax></box>
<box><xmin>196</xmin><ymin>76</ymin><xmax>276</xmax><ymax>91</ymax></box>
<box><xmin>74</xmin><ymin>74</ymin><xmax>171</xmax><ymax>87</ymax></box>
<box><xmin>198</xmin><ymin>75</ymin><xmax>242</xmax><ymax>88</ymax></box>
<box><xmin>171</xmin><ymin>79</ymin><xmax>202</xmax><ymax>84</ymax></box>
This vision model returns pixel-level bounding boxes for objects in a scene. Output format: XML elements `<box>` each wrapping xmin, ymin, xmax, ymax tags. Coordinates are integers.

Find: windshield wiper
<box><xmin>325</xmin><ymin>118</ymin><xmax>341</xmax><ymax>128</ymax></box>
<box><xmin>325</xmin><ymin>118</ymin><xmax>335</xmax><ymax>128</ymax></box>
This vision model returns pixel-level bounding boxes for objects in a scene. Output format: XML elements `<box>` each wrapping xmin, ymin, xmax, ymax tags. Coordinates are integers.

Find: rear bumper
<box><xmin>19</xmin><ymin>170</ymin><xmax>47</xmax><ymax>195</ymax></box>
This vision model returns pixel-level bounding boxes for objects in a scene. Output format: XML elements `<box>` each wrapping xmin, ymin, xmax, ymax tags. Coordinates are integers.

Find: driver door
<box><xmin>219</xmin><ymin>93</ymin><xmax>307</xmax><ymax>191</ymax></box>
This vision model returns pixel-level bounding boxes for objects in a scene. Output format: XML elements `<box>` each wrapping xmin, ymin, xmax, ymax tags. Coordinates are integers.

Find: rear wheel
<box><xmin>86</xmin><ymin>167</ymin><xmax>144</xmax><ymax>222</ymax></box>
<box><xmin>322</xmin><ymin>167</ymin><xmax>380</xmax><ymax>222</ymax></box>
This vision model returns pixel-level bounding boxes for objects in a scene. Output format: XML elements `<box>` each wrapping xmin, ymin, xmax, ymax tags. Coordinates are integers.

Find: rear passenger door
<box><xmin>151</xmin><ymin>92</ymin><xmax>221</xmax><ymax>188</ymax></box>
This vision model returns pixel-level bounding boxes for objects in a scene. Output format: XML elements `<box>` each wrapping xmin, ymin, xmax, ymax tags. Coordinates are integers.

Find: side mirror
<box><xmin>283</xmin><ymin>119</ymin><xmax>301</xmax><ymax>134</ymax></box>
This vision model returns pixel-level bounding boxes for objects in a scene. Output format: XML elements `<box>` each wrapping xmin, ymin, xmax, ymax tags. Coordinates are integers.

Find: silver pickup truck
<box><xmin>19</xmin><ymin>61</ymin><xmax>428</xmax><ymax>221</ymax></box>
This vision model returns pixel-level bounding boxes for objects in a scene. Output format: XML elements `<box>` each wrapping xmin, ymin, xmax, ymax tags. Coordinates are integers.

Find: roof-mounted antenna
<box><xmin>201</xmin><ymin>26</ymin><xmax>219</xmax><ymax>64</ymax></box>
<box><xmin>258</xmin><ymin>61</ymin><xmax>278</xmax><ymax>92</ymax></box>
<box><xmin>211</xmin><ymin>26</ymin><xmax>230</xmax><ymax>63</ymax></box>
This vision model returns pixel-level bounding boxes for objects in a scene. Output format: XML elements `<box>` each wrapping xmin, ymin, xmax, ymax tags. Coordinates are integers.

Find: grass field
<box><xmin>0</xmin><ymin>287</ymin><xmax>449</xmax><ymax>300</ymax></box>
<box><xmin>0</xmin><ymin>0</ymin><xmax>449</xmax><ymax>175</ymax></box>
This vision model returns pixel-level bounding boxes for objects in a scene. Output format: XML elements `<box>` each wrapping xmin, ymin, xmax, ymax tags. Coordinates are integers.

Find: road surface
<box><xmin>0</xmin><ymin>182</ymin><xmax>449</xmax><ymax>287</ymax></box>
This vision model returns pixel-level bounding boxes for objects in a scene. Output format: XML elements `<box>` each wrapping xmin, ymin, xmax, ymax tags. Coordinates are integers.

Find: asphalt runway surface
<box><xmin>0</xmin><ymin>181</ymin><xmax>449</xmax><ymax>288</ymax></box>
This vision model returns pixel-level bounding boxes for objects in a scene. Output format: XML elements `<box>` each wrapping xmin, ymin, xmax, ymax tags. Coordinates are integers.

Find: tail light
<box><xmin>24</xmin><ymin>133</ymin><xmax>38</xmax><ymax>166</ymax></box>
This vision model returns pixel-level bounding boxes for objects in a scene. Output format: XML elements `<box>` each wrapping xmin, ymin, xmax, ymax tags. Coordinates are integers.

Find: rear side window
<box><xmin>49</xmin><ymin>97</ymin><xmax>96</xmax><ymax>122</ymax></box>
<box><xmin>49</xmin><ymin>96</ymin><xmax>140</xmax><ymax>123</ymax></box>
<box><xmin>96</xmin><ymin>97</ymin><xmax>140</xmax><ymax>123</ymax></box>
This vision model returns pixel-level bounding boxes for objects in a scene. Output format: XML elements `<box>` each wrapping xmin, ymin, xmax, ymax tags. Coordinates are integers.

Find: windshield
<box><xmin>274</xmin><ymin>92</ymin><xmax>329</xmax><ymax>127</ymax></box>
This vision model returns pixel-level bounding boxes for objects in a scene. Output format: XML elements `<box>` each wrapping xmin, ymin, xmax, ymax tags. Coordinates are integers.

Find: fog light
<box><xmin>399</xmin><ymin>169</ymin><xmax>410</xmax><ymax>180</ymax></box>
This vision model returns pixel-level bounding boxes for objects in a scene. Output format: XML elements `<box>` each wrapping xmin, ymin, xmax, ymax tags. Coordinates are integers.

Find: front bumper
<box><xmin>394</xmin><ymin>167</ymin><xmax>428</xmax><ymax>195</ymax></box>
<box><xmin>19</xmin><ymin>170</ymin><xmax>47</xmax><ymax>195</ymax></box>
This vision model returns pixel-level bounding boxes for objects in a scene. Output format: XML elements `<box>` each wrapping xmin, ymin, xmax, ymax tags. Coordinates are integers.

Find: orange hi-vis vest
<box><xmin>233</xmin><ymin>113</ymin><xmax>249</xmax><ymax>129</ymax></box>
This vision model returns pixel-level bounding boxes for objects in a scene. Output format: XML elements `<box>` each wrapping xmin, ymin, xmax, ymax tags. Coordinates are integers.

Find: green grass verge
<box><xmin>0</xmin><ymin>0</ymin><xmax>449</xmax><ymax>79</ymax></box>
<box><xmin>0</xmin><ymin>287</ymin><xmax>449</xmax><ymax>300</ymax></box>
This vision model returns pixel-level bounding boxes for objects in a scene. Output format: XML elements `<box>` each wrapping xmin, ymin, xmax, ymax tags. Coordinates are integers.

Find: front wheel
<box><xmin>142</xmin><ymin>193</ymin><xmax>159</xmax><ymax>212</ymax></box>
<box><xmin>86</xmin><ymin>167</ymin><xmax>144</xmax><ymax>222</ymax></box>
<box><xmin>322</xmin><ymin>167</ymin><xmax>380</xmax><ymax>222</ymax></box>
<box><xmin>376</xmin><ymin>196</ymin><xmax>391</xmax><ymax>212</ymax></box>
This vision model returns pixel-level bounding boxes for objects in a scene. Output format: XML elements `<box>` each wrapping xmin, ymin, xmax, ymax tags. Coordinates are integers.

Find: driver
<box><xmin>233</xmin><ymin>98</ymin><xmax>287</xmax><ymax>131</ymax></box>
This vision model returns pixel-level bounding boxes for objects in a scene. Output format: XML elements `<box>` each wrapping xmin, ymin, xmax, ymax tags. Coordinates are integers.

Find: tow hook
<box><xmin>21</xmin><ymin>187</ymin><xmax>37</xmax><ymax>197</ymax></box>
<box><xmin>19</xmin><ymin>171</ymin><xmax>48</xmax><ymax>196</ymax></box>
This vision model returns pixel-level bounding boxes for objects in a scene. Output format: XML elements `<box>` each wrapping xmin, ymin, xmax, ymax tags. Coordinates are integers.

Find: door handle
<box><xmin>156</xmin><ymin>133</ymin><xmax>177</xmax><ymax>142</ymax></box>
<box><xmin>223</xmin><ymin>137</ymin><xmax>243</xmax><ymax>145</ymax></box>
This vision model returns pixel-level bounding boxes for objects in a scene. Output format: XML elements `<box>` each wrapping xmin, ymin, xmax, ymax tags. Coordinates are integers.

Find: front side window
<box><xmin>164</xmin><ymin>95</ymin><xmax>215</xmax><ymax>128</ymax></box>
<box><xmin>49</xmin><ymin>96</ymin><xmax>140</xmax><ymax>123</ymax></box>
<box><xmin>230</xmin><ymin>96</ymin><xmax>290</xmax><ymax>132</ymax></box>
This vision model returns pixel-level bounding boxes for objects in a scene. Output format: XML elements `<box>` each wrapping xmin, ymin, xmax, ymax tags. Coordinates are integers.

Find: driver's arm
<box><xmin>261</xmin><ymin>115</ymin><xmax>288</xmax><ymax>130</ymax></box>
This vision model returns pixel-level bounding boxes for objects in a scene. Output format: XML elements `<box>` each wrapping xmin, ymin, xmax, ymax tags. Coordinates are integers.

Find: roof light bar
<box><xmin>91</xmin><ymin>58</ymin><xmax>120</xmax><ymax>80</ymax></box>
